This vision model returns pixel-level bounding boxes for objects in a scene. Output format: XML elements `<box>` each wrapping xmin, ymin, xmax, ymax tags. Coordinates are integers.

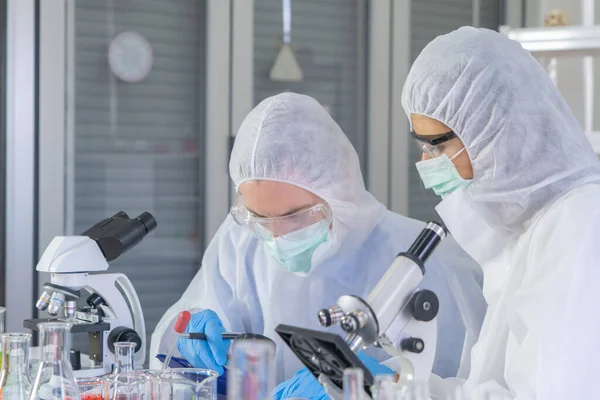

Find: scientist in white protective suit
<box><xmin>149</xmin><ymin>92</ymin><xmax>486</xmax><ymax>386</ymax></box>
<box><xmin>402</xmin><ymin>27</ymin><xmax>600</xmax><ymax>399</ymax></box>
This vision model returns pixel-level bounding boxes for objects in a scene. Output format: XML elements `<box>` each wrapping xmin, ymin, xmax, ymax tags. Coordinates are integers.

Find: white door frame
<box><xmin>389</xmin><ymin>0</ymin><xmax>411</xmax><ymax>216</ymax></box>
<box><xmin>4</xmin><ymin>0</ymin><xmax>36</xmax><ymax>332</ymax></box>
<box><xmin>368</xmin><ymin>0</ymin><xmax>411</xmax><ymax>215</ymax></box>
<box><xmin>204</xmin><ymin>0</ymin><xmax>234</xmax><ymax>242</ymax></box>
<box><xmin>37</xmin><ymin>0</ymin><xmax>67</xmax><ymax>298</ymax></box>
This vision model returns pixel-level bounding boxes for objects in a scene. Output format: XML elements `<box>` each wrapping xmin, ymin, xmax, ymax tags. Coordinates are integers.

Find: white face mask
<box><xmin>415</xmin><ymin>148</ymin><xmax>472</xmax><ymax>198</ymax></box>
<box><xmin>263</xmin><ymin>222</ymin><xmax>330</xmax><ymax>276</ymax></box>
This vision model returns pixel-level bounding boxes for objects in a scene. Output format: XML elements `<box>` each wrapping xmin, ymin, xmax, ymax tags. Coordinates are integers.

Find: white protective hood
<box><xmin>402</xmin><ymin>26</ymin><xmax>600</xmax><ymax>237</ymax></box>
<box><xmin>229</xmin><ymin>92</ymin><xmax>386</xmax><ymax>268</ymax></box>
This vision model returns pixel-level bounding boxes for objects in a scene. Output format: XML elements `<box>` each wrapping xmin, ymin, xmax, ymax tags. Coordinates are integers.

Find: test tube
<box><xmin>227</xmin><ymin>339</ymin><xmax>275</xmax><ymax>400</ymax></box>
<box><xmin>343</xmin><ymin>368</ymin><xmax>364</xmax><ymax>400</ymax></box>
<box><xmin>371</xmin><ymin>375</ymin><xmax>396</xmax><ymax>400</ymax></box>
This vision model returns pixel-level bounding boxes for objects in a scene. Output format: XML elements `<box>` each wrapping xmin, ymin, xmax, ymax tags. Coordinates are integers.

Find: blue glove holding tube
<box><xmin>177</xmin><ymin>309</ymin><xmax>230</xmax><ymax>375</ymax></box>
<box><xmin>273</xmin><ymin>351</ymin><xmax>394</xmax><ymax>399</ymax></box>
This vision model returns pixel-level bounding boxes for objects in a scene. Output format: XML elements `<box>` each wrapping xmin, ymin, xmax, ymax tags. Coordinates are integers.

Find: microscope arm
<box><xmin>115</xmin><ymin>274</ymin><xmax>146</xmax><ymax>365</ymax></box>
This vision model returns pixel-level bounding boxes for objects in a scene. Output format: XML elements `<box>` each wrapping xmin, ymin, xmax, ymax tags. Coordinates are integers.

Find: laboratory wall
<box><xmin>3</xmin><ymin>0</ymin><xmax>503</xmax><ymax>342</ymax></box>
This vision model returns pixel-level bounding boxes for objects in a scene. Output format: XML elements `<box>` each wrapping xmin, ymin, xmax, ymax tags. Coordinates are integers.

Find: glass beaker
<box><xmin>343</xmin><ymin>368</ymin><xmax>364</xmax><ymax>400</ymax></box>
<box><xmin>112</xmin><ymin>343</ymin><xmax>136</xmax><ymax>375</ymax></box>
<box><xmin>0</xmin><ymin>333</ymin><xmax>32</xmax><ymax>399</ymax></box>
<box><xmin>107</xmin><ymin>373</ymin><xmax>155</xmax><ymax>400</ymax></box>
<box><xmin>158</xmin><ymin>369</ymin><xmax>217</xmax><ymax>400</ymax></box>
<box><xmin>29</xmin><ymin>322</ymin><xmax>81</xmax><ymax>400</ymax></box>
<box><xmin>226</xmin><ymin>340</ymin><xmax>275</xmax><ymax>400</ymax></box>
<box><xmin>76</xmin><ymin>378</ymin><xmax>108</xmax><ymax>400</ymax></box>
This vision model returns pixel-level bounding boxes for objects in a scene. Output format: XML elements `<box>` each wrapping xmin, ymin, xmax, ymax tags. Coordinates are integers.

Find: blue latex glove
<box><xmin>273</xmin><ymin>368</ymin><xmax>328</xmax><ymax>400</ymax></box>
<box><xmin>177</xmin><ymin>310</ymin><xmax>230</xmax><ymax>375</ymax></box>
<box><xmin>272</xmin><ymin>352</ymin><xmax>394</xmax><ymax>399</ymax></box>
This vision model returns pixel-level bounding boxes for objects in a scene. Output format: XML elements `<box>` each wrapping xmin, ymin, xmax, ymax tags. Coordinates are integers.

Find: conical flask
<box><xmin>0</xmin><ymin>333</ymin><xmax>33</xmax><ymax>399</ymax></box>
<box><xmin>29</xmin><ymin>322</ymin><xmax>81</xmax><ymax>400</ymax></box>
<box><xmin>112</xmin><ymin>343</ymin><xmax>136</xmax><ymax>375</ymax></box>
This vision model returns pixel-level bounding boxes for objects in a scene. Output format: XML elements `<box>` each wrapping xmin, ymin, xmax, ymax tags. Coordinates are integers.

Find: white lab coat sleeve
<box><xmin>502</xmin><ymin>211</ymin><xmax>600</xmax><ymax>400</ymax></box>
<box><xmin>149</xmin><ymin>217</ymin><xmax>252</xmax><ymax>369</ymax></box>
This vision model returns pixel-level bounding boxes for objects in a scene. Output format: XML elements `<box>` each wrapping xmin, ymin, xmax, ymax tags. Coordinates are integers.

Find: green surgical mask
<box><xmin>415</xmin><ymin>149</ymin><xmax>472</xmax><ymax>197</ymax></box>
<box><xmin>264</xmin><ymin>222</ymin><xmax>329</xmax><ymax>276</ymax></box>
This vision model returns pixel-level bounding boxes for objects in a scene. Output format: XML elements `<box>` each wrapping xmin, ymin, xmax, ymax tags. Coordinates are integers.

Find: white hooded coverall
<box><xmin>402</xmin><ymin>27</ymin><xmax>600</xmax><ymax>399</ymax></box>
<box><xmin>150</xmin><ymin>93</ymin><xmax>485</xmax><ymax>383</ymax></box>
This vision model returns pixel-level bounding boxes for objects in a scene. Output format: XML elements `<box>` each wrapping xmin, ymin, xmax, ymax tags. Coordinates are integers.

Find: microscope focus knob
<box><xmin>401</xmin><ymin>337</ymin><xmax>425</xmax><ymax>354</ymax></box>
<box><xmin>409</xmin><ymin>290</ymin><xmax>439</xmax><ymax>322</ymax></box>
<box><xmin>108</xmin><ymin>326</ymin><xmax>142</xmax><ymax>354</ymax></box>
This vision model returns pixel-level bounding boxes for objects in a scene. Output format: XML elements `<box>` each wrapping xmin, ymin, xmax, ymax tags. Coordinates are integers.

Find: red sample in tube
<box><xmin>174</xmin><ymin>310</ymin><xmax>192</xmax><ymax>334</ymax></box>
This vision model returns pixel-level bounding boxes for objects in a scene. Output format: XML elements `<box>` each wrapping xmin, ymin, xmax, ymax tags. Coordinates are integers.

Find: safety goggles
<box><xmin>230</xmin><ymin>192</ymin><xmax>332</xmax><ymax>241</ymax></box>
<box><xmin>411</xmin><ymin>130</ymin><xmax>464</xmax><ymax>158</ymax></box>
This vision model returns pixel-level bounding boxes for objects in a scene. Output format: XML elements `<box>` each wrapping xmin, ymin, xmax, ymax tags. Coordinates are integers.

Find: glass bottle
<box><xmin>227</xmin><ymin>340</ymin><xmax>275</xmax><ymax>400</ymax></box>
<box><xmin>0</xmin><ymin>333</ymin><xmax>32</xmax><ymax>399</ymax></box>
<box><xmin>343</xmin><ymin>368</ymin><xmax>364</xmax><ymax>400</ymax></box>
<box><xmin>112</xmin><ymin>343</ymin><xmax>136</xmax><ymax>375</ymax></box>
<box><xmin>29</xmin><ymin>322</ymin><xmax>81</xmax><ymax>400</ymax></box>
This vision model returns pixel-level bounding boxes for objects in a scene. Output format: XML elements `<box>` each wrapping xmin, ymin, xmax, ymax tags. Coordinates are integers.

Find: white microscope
<box><xmin>24</xmin><ymin>211</ymin><xmax>157</xmax><ymax>377</ymax></box>
<box><xmin>276</xmin><ymin>221</ymin><xmax>446</xmax><ymax>397</ymax></box>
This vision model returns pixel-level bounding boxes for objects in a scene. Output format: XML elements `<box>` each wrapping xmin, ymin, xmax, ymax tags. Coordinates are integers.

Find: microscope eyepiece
<box><xmin>82</xmin><ymin>211</ymin><xmax>158</xmax><ymax>262</ymax></box>
<box><xmin>135</xmin><ymin>212</ymin><xmax>157</xmax><ymax>234</ymax></box>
